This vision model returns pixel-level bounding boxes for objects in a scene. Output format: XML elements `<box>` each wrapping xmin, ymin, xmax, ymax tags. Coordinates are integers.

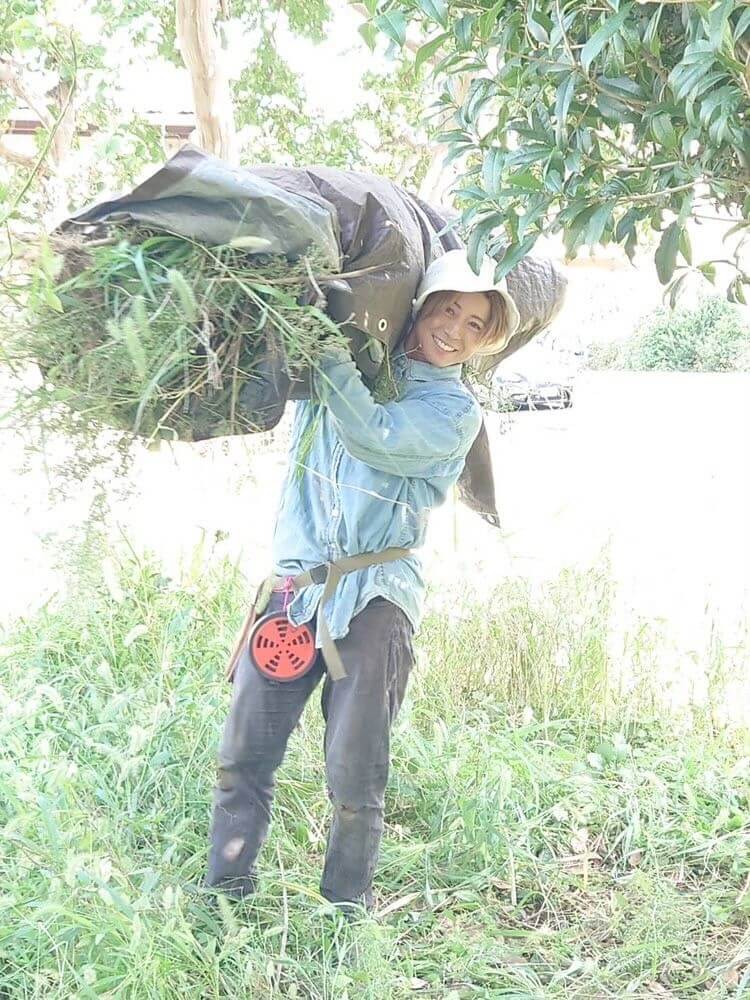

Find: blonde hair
<box><xmin>420</xmin><ymin>289</ymin><xmax>510</xmax><ymax>355</ymax></box>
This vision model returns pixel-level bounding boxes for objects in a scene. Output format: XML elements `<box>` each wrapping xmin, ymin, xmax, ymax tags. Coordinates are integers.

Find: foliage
<box><xmin>1</xmin><ymin>551</ymin><xmax>748</xmax><ymax>996</ymax></box>
<box><xmin>586</xmin><ymin>295</ymin><xmax>750</xmax><ymax>371</ymax></box>
<box><xmin>229</xmin><ymin>4</ymin><xmax>434</xmax><ymax>188</ymax></box>
<box><xmin>4</xmin><ymin>230</ymin><xmax>347</xmax><ymax>443</ymax></box>
<box><xmin>0</xmin><ymin>1</ymin><xmax>435</xmax><ymax>242</ymax></box>
<box><xmin>0</xmin><ymin>3</ymin><xmax>167</xmax><ymax>228</ymax></box>
<box><xmin>363</xmin><ymin>1</ymin><xmax>750</xmax><ymax>295</ymax></box>
<box><xmin>230</xmin><ymin>2</ymin><xmax>361</xmax><ymax>169</ymax></box>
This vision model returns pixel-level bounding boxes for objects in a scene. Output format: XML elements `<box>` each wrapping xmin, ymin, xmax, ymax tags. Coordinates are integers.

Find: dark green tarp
<box><xmin>64</xmin><ymin>147</ymin><xmax>568</xmax><ymax>526</ymax></box>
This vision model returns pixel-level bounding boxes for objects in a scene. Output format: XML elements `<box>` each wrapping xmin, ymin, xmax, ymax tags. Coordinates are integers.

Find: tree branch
<box><xmin>0</xmin><ymin>38</ymin><xmax>77</xmax><ymax>227</ymax></box>
<box><xmin>0</xmin><ymin>135</ymin><xmax>37</xmax><ymax>167</ymax></box>
<box><xmin>619</xmin><ymin>182</ymin><xmax>697</xmax><ymax>203</ymax></box>
<box><xmin>49</xmin><ymin>78</ymin><xmax>77</xmax><ymax>167</ymax></box>
<box><xmin>0</xmin><ymin>57</ymin><xmax>53</xmax><ymax>129</ymax></box>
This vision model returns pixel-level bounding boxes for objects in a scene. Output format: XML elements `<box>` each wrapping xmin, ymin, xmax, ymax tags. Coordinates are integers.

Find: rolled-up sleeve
<box><xmin>314</xmin><ymin>349</ymin><xmax>482</xmax><ymax>478</ymax></box>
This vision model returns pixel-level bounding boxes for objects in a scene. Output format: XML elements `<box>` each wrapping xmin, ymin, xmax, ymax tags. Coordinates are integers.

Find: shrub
<box><xmin>586</xmin><ymin>297</ymin><xmax>750</xmax><ymax>372</ymax></box>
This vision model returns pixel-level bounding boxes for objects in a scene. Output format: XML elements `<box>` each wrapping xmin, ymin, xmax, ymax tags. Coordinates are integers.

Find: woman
<box><xmin>206</xmin><ymin>249</ymin><xmax>520</xmax><ymax>911</ymax></box>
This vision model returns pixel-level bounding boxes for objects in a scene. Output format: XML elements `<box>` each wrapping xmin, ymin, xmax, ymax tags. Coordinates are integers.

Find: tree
<box><xmin>360</xmin><ymin>0</ymin><xmax>750</xmax><ymax>301</ymax></box>
<box><xmin>0</xmin><ymin>1</ymin><xmax>437</xmax><ymax>241</ymax></box>
<box><xmin>0</xmin><ymin>5</ymin><xmax>170</xmax><ymax>230</ymax></box>
<box><xmin>175</xmin><ymin>0</ymin><xmax>238</xmax><ymax>162</ymax></box>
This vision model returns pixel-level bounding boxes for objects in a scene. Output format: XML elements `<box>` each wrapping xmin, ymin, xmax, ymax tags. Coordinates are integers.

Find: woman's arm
<box><xmin>314</xmin><ymin>347</ymin><xmax>481</xmax><ymax>478</ymax></box>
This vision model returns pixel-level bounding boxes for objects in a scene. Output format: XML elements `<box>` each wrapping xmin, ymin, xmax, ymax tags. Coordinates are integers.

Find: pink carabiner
<box><xmin>282</xmin><ymin>575</ymin><xmax>295</xmax><ymax>613</ymax></box>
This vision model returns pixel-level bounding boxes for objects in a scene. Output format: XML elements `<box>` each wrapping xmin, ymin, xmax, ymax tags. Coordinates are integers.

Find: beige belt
<box><xmin>225</xmin><ymin>547</ymin><xmax>412</xmax><ymax>683</ymax></box>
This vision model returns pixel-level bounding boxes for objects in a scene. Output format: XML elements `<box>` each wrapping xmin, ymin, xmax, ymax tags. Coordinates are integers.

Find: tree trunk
<box><xmin>175</xmin><ymin>0</ymin><xmax>238</xmax><ymax>164</ymax></box>
<box><xmin>42</xmin><ymin>78</ymin><xmax>79</xmax><ymax>225</ymax></box>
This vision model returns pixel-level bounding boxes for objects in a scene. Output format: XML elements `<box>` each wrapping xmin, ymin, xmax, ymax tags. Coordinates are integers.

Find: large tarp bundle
<box><xmin>64</xmin><ymin>146</ymin><xmax>567</xmax><ymax>525</ymax></box>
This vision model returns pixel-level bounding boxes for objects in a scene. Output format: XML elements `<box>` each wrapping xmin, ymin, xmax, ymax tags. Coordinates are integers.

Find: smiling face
<box><xmin>404</xmin><ymin>290</ymin><xmax>500</xmax><ymax>368</ymax></box>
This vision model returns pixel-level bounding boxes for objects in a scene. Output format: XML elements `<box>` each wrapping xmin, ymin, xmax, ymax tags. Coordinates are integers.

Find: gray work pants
<box><xmin>206</xmin><ymin>594</ymin><xmax>415</xmax><ymax>906</ymax></box>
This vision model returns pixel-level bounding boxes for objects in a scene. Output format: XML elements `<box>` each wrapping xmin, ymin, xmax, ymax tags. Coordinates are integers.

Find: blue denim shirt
<box><xmin>271</xmin><ymin>348</ymin><xmax>482</xmax><ymax>644</ymax></box>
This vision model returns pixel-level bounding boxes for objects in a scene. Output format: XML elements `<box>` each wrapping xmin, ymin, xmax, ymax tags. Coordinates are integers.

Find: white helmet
<box><xmin>412</xmin><ymin>249</ymin><xmax>521</xmax><ymax>353</ymax></box>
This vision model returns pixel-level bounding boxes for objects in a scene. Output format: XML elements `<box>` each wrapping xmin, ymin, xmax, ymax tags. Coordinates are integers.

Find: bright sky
<box><xmin>117</xmin><ymin>2</ymin><xmax>382</xmax><ymax>119</ymax></box>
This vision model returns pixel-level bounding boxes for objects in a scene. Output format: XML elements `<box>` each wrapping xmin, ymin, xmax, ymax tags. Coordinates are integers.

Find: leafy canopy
<box><xmin>361</xmin><ymin>1</ymin><xmax>750</xmax><ymax>299</ymax></box>
<box><xmin>0</xmin><ymin>1</ymin><xmax>435</xmax><ymax>231</ymax></box>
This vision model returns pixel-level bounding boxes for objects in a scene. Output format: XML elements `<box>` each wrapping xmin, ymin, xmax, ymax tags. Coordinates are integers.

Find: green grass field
<box><xmin>1</xmin><ymin>554</ymin><xmax>748</xmax><ymax>998</ymax></box>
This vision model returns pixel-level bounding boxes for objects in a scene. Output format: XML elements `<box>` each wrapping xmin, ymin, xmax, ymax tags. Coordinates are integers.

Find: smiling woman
<box><xmin>403</xmin><ymin>248</ymin><xmax>520</xmax><ymax>368</ymax></box>
<box><xmin>405</xmin><ymin>289</ymin><xmax>503</xmax><ymax>367</ymax></box>
<box><xmin>206</xmin><ymin>248</ymin><xmax>524</xmax><ymax>912</ymax></box>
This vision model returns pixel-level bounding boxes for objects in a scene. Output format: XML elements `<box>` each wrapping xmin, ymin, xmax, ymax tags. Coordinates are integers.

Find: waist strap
<box><xmin>226</xmin><ymin>546</ymin><xmax>412</xmax><ymax>683</ymax></box>
<box><xmin>276</xmin><ymin>546</ymin><xmax>412</xmax><ymax>680</ymax></box>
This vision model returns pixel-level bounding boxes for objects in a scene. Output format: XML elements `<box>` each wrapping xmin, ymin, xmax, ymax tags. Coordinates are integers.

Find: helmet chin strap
<box><xmin>402</xmin><ymin>322</ymin><xmax>423</xmax><ymax>358</ymax></box>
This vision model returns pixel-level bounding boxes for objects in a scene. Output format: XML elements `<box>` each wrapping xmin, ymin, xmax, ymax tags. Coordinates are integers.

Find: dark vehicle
<box><xmin>492</xmin><ymin>371</ymin><xmax>574</xmax><ymax>411</ymax></box>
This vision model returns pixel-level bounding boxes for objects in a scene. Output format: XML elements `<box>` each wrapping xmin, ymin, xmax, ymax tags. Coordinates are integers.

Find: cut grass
<box><xmin>4</xmin><ymin>231</ymin><xmax>348</xmax><ymax>444</ymax></box>
<box><xmin>1</xmin><ymin>553</ymin><xmax>748</xmax><ymax>998</ymax></box>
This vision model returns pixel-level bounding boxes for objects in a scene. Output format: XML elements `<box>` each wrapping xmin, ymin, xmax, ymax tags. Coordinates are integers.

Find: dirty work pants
<box><xmin>206</xmin><ymin>595</ymin><xmax>415</xmax><ymax>906</ymax></box>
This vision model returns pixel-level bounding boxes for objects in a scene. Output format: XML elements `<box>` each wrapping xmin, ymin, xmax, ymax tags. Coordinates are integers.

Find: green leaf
<box><xmin>527</xmin><ymin>11</ymin><xmax>549</xmax><ymax>45</ymax></box>
<box><xmin>709</xmin><ymin>111</ymin><xmax>731</xmax><ymax>144</ymax></box>
<box><xmin>580</xmin><ymin>6</ymin><xmax>631</xmax><ymax>74</ymax></box>
<box><xmin>723</xmin><ymin>220</ymin><xmax>750</xmax><ymax>242</ymax></box>
<box><xmin>466</xmin><ymin>78</ymin><xmax>497</xmax><ymax>121</ymax></box>
<box><xmin>133</xmin><ymin>247</ymin><xmax>156</xmax><ymax>302</ymax></box>
<box><xmin>544</xmin><ymin>169</ymin><xmax>564</xmax><ymax>194</ymax></box>
<box><xmin>650</xmin><ymin>113</ymin><xmax>678</xmax><ymax>150</ymax></box>
<box><xmin>698</xmin><ymin>261</ymin><xmax>717</xmax><ymax>283</ymax></box>
<box><xmin>595</xmin><ymin>92</ymin><xmax>632</xmax><ymax>123</ymax></box>
<box><xmin>479</xmin><ymin>1</ymin><xmax>506</xmax><ymax>39</ymax></box>
<box><xmin>455</xmin><ymin>185</ymin><xmax>489</xmax><ymax>204</ymax></box>
<box><xmin>455</xmin><ymin>14</ymin><xmax>476</xmax><ymax>51</ymax></box>
<box><xmin>517</xmin><ymin>196</ymin><xmax>548</xmax><ymax>238</ymax></box>
<box><xmin>708</xmin><ymin>0</ymin><xmax>733</xmax><ymax>50</ymax></box>
<box><xmin>727</xmin><ymin>276</ymin><xmax>747</xmax><ymax>305</ymax></box>
<box><xmin>624</xmin><ymin>227</ymin><xmax>637</xmax><ymax>261</ymax></box>
<box><xmin>550</xmin><ymin>6</ymin><xmax>578</xmax><ymax>59</ymax></box>
<box><xmin>507</xmin><ymin>171</ymin><xmax>543</xmax><ymax>191</ymax></box>
<box><xmin>358</xmin><ymin>22</ymin><xmax>378</xmax><ymax>51</ymax></box>
<box><xmin>678</xmin><ymin>227</ymin><xmax>692</xmax><ymax>266</ymax></box>
<box><xmin>435</xmin><ymin>129</ymin><xmax>470</xmax><ymax>145</ymax></box>
<box><xmin>597</xmin><ymin>75</ymin><xmax>645</xmax><ymax>99</ymax></box>
<box><xmin>678</xmin><ymin>192</ymin><xmax>694</xmax><ymax>225</ymax></box>
<box><xmin>554</xmin><ymin>73</ymin><xmax>576</xmax><ymax>147</ymax></box>
<box><xmin>414</xmin><ymin>32</ymin><xmax>449</xmax><ymax>73</ymax></box>
<box><xmin>482</xmin><ymin>147</ymin><xmax>504</xmax><ymax>197</ymax></box>
<box><xmin>43</xmin><ymin>285</ymin><xmax>64</xmax><ymax>314</ymax></box>
<box><xmin>655</xmin><ymin>222</ymin><xmax>681</xmax><ymax>285</ymax></box>
<box><xmin>666</xmin><ymin>270</ymin><xmax>689</xmax><ymax>308</ymax></box>
<box><xmin>374</xmin><ymin>11</ymin><xmax>406</xmax><ymax>48</ymax></box>
<box><xmin>699</xmin><ymin>86</ymin><xmax>736</xmax><ymax>127</ymax></box>
<box><xmin>417</xmin><ymin>0</ymin><xmax>448</xmax><ymax>28</ymax></box>
<box><xmin>507</xmin><ymin>146</ymin><xmax>550</xmax><ymax>168</ymax></box>
<box><xmin>615</xmin><ymin>207</ymin><xmax>640</xmax><ymax>243</ymax></box>
<box><xmin>734</xmin><ymin>6</ymin><xmax>750</xmax><ymax>41</ymax></box>
<box><xmin>467</xmin><ymin>215</ymin><xmax>500</xmax><ymax>273</ymax></box>
<box><xmin>680</xmin><ymin>40</ymin><xmax>718</xmax><ymax>65</ymax></box>
<box><xmin>494</xmin><ymin>237</ymin><xmax>537</xmax><ymax>280</ymax></box>
<box><xmin>585</xmin><ymin>202</ymin><xmax>614</xmax><ymax>246</ymax></box>
<box><xmin>564</xmin><ymin>149</ymin><xmax>582</xmax><ymax>174</ymax></box>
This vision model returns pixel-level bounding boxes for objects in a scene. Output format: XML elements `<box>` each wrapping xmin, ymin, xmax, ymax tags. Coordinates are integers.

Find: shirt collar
<box><xmin>392</xmin><ymin>351</ymin><xmax>462</xmax><ymax>383</ymax></box>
